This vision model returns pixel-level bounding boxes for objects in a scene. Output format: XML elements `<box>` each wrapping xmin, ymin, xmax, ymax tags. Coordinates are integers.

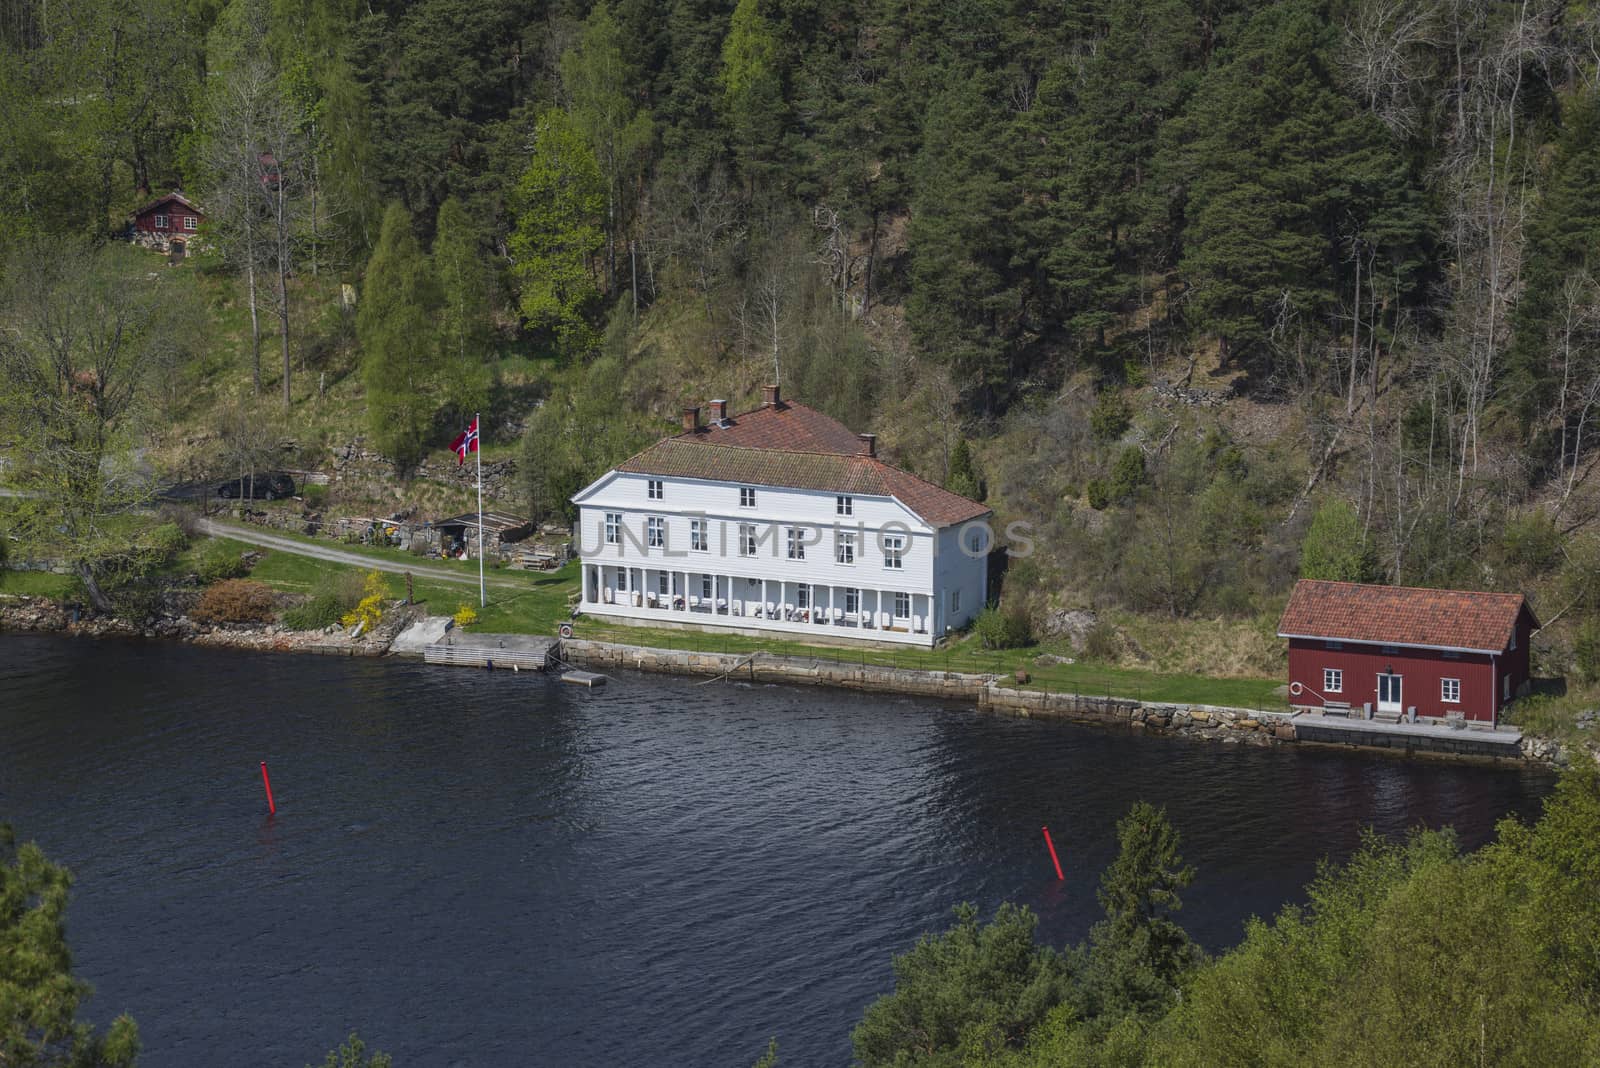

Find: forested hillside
<box><xmin>5</xmin><ymin>0</ymin><xmax>1600</xmax><ymax>692</ymax></box>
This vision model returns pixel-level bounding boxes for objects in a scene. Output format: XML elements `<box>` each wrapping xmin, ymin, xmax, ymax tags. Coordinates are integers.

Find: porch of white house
<box><xmin>581</xmin><ymin>563</ymin><xmax>939</xmax><ymax>647</ymax></box>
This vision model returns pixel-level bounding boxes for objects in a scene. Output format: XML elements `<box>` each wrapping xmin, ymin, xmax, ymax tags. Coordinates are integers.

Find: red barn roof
<box><xmin>614</xmin><ymin>396</ymin><xmax>990</xmax><ymax>528</ymax></box>
<box><xmin>1278</xmin><ymin>580</ymin><xmax>1535</xmax><ymax>654</ymax></box>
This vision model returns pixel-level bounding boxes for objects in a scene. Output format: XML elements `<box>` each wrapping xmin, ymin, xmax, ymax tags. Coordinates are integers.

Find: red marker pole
<box><xmin>1041</xmin><ymin>826</ymin><xmax>1063</xmax><ymax>880</ymax></box>
<box><xmin>260</xmin><ymin>761</ymin><xmax>275</xmax><ymax>815</ymax></box>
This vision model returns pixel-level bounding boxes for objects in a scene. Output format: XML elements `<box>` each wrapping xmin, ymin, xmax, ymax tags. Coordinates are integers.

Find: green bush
<box><xmin>1090</xmin><ymin>392</ymin><xmax>1133</xmax><ymax>443</ymax></box>
<box><xmin>1086</xmin><ymin>479</ymin><xmax>1112</xmax><ymax>510</ymax></box>
<box><xmin>195</xmin><ymin>541</ymin><xmax>249</xmax><ymax>584</ymax></box>
<box><xmin>1109</xmin><ymin>445</ymin><xmax>1147</xmax><ymax>500</ymax></box>
<box><xmin>301</xmin><ymin>484</ymin><xmax>329</xmax><ymax>510</ymax></box>
<box><xmin>146</xmin><ymin>522</ymin><xmax>189</xmax><ymax>566</ymax></box>
<box><xmin>974</xmin><ymin>606</ymin><xmax>1034</xmax><ymax>650</ymax></box>
<box><xmin>282</xmin><ymin>570</ymin><xmax>366</xmax><ymax>630</ymax></box>
<box><xmin>1576</xmin><ymin>621</ymin><xmax>1600</xmax><ymax>685</ymax></box>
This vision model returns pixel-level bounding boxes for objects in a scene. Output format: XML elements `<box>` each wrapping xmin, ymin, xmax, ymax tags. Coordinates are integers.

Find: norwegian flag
<box><xmin>450</xmin><ymin>417</ymin><xmax>479</xmax><ymax>465</ymax></box>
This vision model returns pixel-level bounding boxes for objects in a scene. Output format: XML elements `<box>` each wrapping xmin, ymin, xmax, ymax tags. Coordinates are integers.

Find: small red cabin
<box><xmin>128</xmin><ymin>191</ymin><xmax>204</xmax><ymax>256</ymax></box>
<box><xmin>1278</xmin><ymin>580</ymin><xmax>1537</xmax><ymax>726</ymax></box>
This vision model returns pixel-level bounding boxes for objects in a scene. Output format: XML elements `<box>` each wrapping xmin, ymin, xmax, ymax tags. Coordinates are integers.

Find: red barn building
<box><xmin>1279</xmin><ymin>580</ymin><xmax>1536</xmax><ymax>726</ymax></box>
<box><xmin>128</xmin><ymin>191</ymin><xmax>204</xmax><ymax>256</ymax></box>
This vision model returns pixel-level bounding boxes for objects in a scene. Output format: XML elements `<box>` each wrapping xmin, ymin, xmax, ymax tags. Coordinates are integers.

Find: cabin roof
<box><xmin>1278</xmin><ymin>579</ymin><xmax>1536</xmax><ymax>654</ymax></box>
<box><xmin>129</xmin><ymin>190</ymin><xmax>203</xmax><ymax>218</ymax></box>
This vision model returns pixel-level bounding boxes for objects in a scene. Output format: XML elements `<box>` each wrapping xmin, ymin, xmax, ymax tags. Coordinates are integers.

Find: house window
<box><xmin>154</xmin><ymin>214</ymin><xmax>168</xmax><ymax>229</ymax></box>
<box><xmin>647</xmin><ymin>516</ymin><xmax>665</xmax><ymax>548</ymax></box>
<box><xmin>1381</xmin><ymin>646</ymin><xmax>1400</xmax><ymax>655</ymax></box>
<box><xmin>967</xmin><ymin>527</ymin><xmax>987</xmax><ymax>554</ymax></box>
<box><xmin>657</xmin><ymin>571</ymin><xmax>669</xmax><ymax>595</ymax></box>
<box><xmin>894</xmin><ymin>592</ymin><xmax>911</xmax><ymax>619</ymax></box>
<box><xmin>883</xmin><ymin>534</ymin><xmax>905</xmax><ymax>569</ymax></box>
<box><xmin>616</xmin><ymin>567</ymin><xmax>628</xmax><ymax>592</ymax></box>
<box><xmin>739</xmin><ymin>523</ymin><xmax>757</xmax><ymax>557</ymax></box>
<box><xmin>604</xmin><ymin>512</ymin><xmax>621</xmax><ymax>545</ymax></box>
<box><xmin>1324</xmin><ymin>640</ymin><xmax>1343</xmax><ymax>651</ymax></box>
<box><xmin>701</xmin><ymin>575</ymin><xmax>713</xmax><ymax>599</ymax></box>
<box><xmin>837</xmin><ymin>495</ymin><xmax>853</xmax><ymax>516</ymax></box>
<box><xmin>835</xmin><ymin>531</ymin><xmax>855</xmax><ymax>564</ymax></box>
<box><xmin>184</xmin><ymin>215</ymin><xmax>197</xmax><ymax>231</ymax></box>
<box><xmin>1324</xmin><ymin>669</ymin><xmax>1343</xmax><ymax>693</ymax></box>
<box><xmin>1442</xmin><ymin>650</ymin><xmax>1462</xmax><ymax>660</ymax></box>
<box><xmin>690</xmin><ymin>519</ymin><xmax>707</xmax><ymax>551</ymax></box>
<box><xmin>1509</xmin><ymin>629</ymin><xmax>1517</xmax><ymax>651</ymax></box>
<box><xmin>648</xmin><ymin>479</ymin><xmax>663</xmax><ymax>500</ymax></box>
<box><xmin>797</xmin><ymin>583</ymin><xmax>811</xmax><ymax>609</ymax></box>
<box><xmin>1442</xmin><ymin>678</ymin><xmax>1461</xmax><ymax>703</ymax></box>
<box><xmin>786</xmin><ymin>527</ymin><xmax>805</xmax><ymax>560</ymax></box>
<box><xmin>845</xmin><ymin>588</ymin><xmax>860</xmax><ymax>614</ymax></box>
<box><xmin>740</xmin><ymin>487</ymin><xmax>757</xmax><ymax>507</ymax></box>
<box><xmin>951</xmin><ymin>589</ymin><xmax>961</xmax><ymax>614</ymax></box>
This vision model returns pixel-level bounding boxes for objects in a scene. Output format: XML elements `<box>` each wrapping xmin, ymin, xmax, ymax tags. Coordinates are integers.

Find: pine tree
<box><xmin>1170</xmin><ymin>0</ymin><xmax>1428</xmax><ymax>373</ymax></box>
<box><xmin>908</xmin><ymin>72</ymin><xmax>1023</xmax><ymax>413</ymax></box>
<box><xmin>359</xmin><ymin>202</ymin><xmax>440</xmax><ymax>467</ymax></box>
<box><xmin>947</xmin><ymin>437</ymin><xmax>982</xmax><ymax>500</ymax></box>
<box><xmin>1085</xmin><ymin>801</ymin><xmax>1201</xmax><ymax>1017</ymax></box>
<box><xmin>1507</xmin><ymin>94</ymin><xmax>1600</xmax><ymax>429</ymax></box>
<box><xmin>509</xmin><ymin>108</ymin><xmax>605</xmax><ymax>358</ymax></box>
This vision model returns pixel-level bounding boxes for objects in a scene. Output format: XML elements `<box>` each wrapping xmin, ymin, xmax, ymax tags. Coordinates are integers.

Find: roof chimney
<box><xmin>859</xmin><ymin>433</ymin><xmax>877</xmax><ymax>457</ymax></box>
<box><xmin>682</xmin><ymin>406</ymin><xmax>700</xmax><ymax>433</ymax></box>
<box><xmin>708</xmin><ymin>399</ymin><xmax>727</xmax><ymax>423</ymax></box>
<box><xmin>762</xmin><ymin>384</ymin><xmax>781</xmax><ymax>408</ymax></box>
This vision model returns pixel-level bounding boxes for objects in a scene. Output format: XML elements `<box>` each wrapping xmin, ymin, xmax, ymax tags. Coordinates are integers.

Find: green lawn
<box><xmin>0</xmin><ymin>569</ymin><xmax>76</xmax><ymax>598</ymax></box>
<box><xmin>572</xmin><ymin>618</ymin><xmax>1287</xmax><ymax>711</ymax></box>
<box><xmin>195</xmin><ymin>535</ymin><xmax>581</xmax><ymax>632</ymax></box>
<box><xmin>19</xmin><ymin>531</ymin><xmax>1282</xmax><ymax>710</ymax></box>
<box><xmin>206</xmin><ymin>519</ymin><xmax>554</xmax><ymax>587</ymax></box>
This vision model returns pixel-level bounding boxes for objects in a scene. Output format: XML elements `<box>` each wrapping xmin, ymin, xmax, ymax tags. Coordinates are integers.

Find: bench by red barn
<box><xmin>1278</xmin><ymin>580</ymin><xmax>1537</xmax><ymax>725</ymax></box>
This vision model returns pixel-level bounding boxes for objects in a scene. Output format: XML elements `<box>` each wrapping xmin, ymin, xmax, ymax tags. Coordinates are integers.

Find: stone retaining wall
<box><xmin>557</xmin><ymin>639</ymin><xmax>1578</xmax><ymax>763</ymax></box>
<box><xmin>558</xmin><ymin>639</ymin><xmax>1294</xmax><ymax>749</ymax></box>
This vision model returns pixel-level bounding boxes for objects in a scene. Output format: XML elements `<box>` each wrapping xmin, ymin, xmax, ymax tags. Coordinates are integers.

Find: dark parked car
<box><xmin>216</xmin><ymin>473</ymin><xmax>296</xmax><ymax>500</ymax></box>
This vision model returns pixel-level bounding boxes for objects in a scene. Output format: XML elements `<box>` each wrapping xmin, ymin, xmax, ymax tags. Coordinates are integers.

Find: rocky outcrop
<box><xmin>0</xmin><ymin>593</ymin><xmax>410</xmax><ymax>657</ymax></box>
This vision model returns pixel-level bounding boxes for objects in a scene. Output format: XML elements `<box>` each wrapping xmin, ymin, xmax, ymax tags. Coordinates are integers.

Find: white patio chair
<box><xmin>716</xmin><ymin>597</ymin><xmax>728</xmax><ymax>612</ymax></box>
<box><xmin>602</xmin><ymin>587</ymin><xmax>614</xmax><ymax>604</ymax></box>
<box><xmin>689</xmin><ymin>595</ymin><xmax>701</xmax><ymax>609</ymax></box>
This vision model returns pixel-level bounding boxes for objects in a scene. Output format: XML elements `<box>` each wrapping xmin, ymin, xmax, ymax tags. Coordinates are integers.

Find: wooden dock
<box><xmin>423</xmin><ymin>635</ymin><xmax>557</xmax><ymax>671</ymax></box>
<box><xmin>561</xmin><ymin>670</ymin><xmax>607</xmax><ymax>687</ymax></box>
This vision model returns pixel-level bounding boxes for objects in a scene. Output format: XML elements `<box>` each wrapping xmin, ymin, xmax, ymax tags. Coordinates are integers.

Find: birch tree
<box><xmin>0</xmin><ymin>243</ymin><xmax>180</xmax><ymax>613</ymax></box>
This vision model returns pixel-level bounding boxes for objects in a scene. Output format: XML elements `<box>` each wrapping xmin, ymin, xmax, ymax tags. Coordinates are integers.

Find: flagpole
<box><xmin>475</xmin><ymin>413</ymin><xmax>485</xmax><ymax>608</ymax></box>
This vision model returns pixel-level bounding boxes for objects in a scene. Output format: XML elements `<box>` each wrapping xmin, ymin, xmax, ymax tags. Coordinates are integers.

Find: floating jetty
<box><xmin>560</xmin><ymin>670</ymin><xmax>607</xmax><ymax>688</ymax></box>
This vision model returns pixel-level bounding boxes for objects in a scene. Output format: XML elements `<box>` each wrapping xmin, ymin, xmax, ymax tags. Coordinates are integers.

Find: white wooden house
<box><xmin>571</xmin><ymin>386</ymin><xmax>992</xmax><ymax>646</ymax></box>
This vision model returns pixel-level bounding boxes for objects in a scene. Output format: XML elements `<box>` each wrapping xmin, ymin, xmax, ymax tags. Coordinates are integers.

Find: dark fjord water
<box><xmin>0</xmin><ymin>635</ymin><xmax>1554</xmax><ymax>1066</ymax></box>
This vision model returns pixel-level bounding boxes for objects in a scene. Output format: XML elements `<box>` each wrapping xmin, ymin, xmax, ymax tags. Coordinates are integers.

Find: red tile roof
<box><xmin>680</xmin><ymin>400</ymin><xmax>871</xmax><ymax>453</ymax></box>
<box><xmin>617</xmin><ymin>401</ymin><xmax>991</xmax><ymax>527</ymax></box>
<box><xmin>1278</xmin><ymin>580</ymin><xmax>1534</xmax><ymax>653</ymax></box>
